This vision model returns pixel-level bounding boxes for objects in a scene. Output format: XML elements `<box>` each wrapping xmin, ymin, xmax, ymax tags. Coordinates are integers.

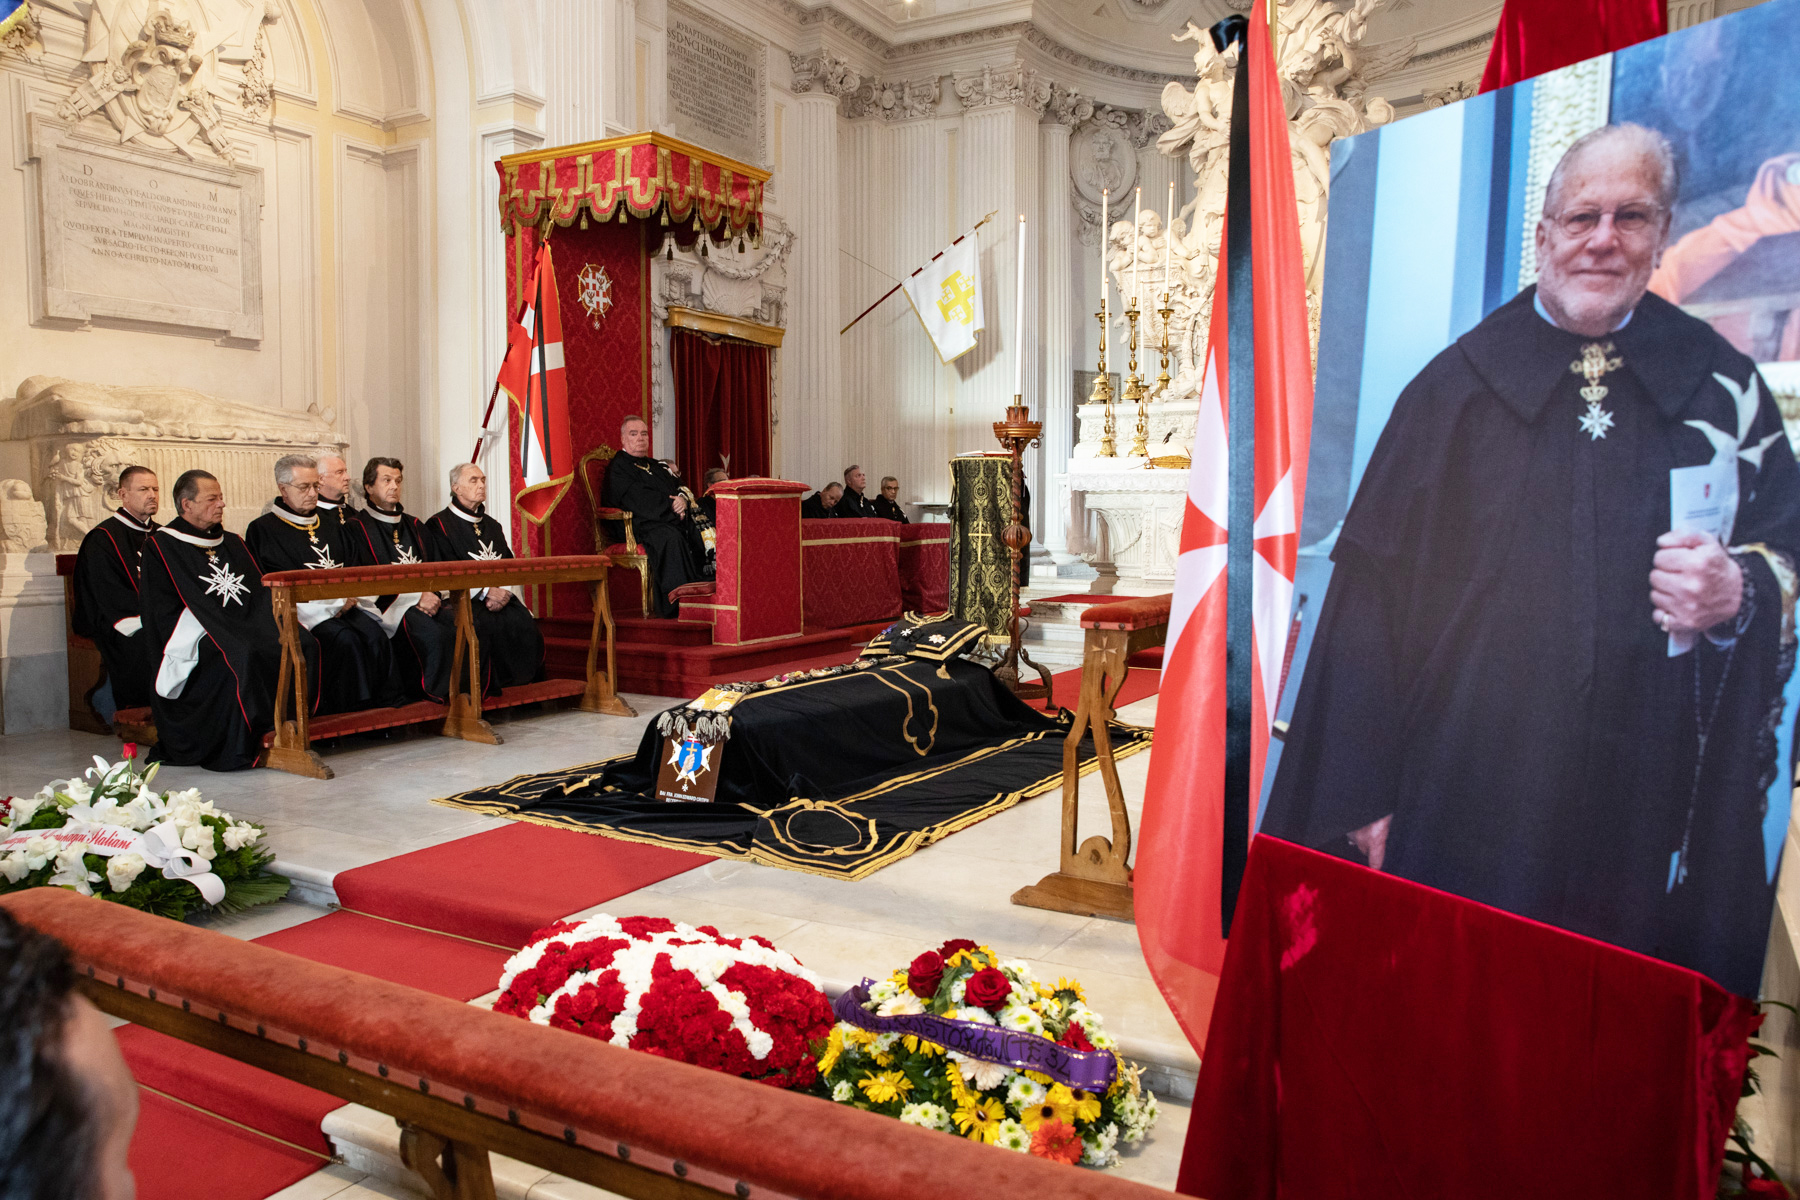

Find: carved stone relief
<box><xmin>650</xmin><ymin>217</ymin><xmax>792</xmax><ymax>426</ymax></box>
<box><xmin>0</xmin><ymin>481</ymin><xmax>49</xmax><ymax>555</ymax></box>
<box><xmin>1423</xmin><ymin>79</ymin><xmax>1478</xmax><ymax>109</ymax></box>
<box><xmin>843</xmin><ymin>77</ymin><xmax>940</xmax><ymax>121</ymax></box>
<box><xmin>952</xmin><ymin>61</ymin><xmax>1052</xmax><ymax>112</ymax></box>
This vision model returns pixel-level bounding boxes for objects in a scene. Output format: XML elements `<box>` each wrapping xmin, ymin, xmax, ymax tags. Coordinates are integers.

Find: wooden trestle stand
<box><xmin>1011</xmin><ymin>593</ymin><xmax>1170</xmax><ymax>922</ymax></box>
<box><xmin>991</xmin><ymin>401</ymin><xmax>1054</xmax><ymax>704</ymax></box>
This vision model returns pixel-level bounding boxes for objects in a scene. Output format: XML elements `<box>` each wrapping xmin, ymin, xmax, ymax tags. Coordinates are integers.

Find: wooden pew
<box><xmin>53</xmin><ymin>553</ymin><xmax>158</xmax><ymax>743</ymax></box>
<box><xmin>1011</xmin><ymin>593</ymin><xmax>1170</xmax><ymax>922</ymax></box>
<box><xmin>259</xmin><ymin>555</ymin><xmax>633</xmax><ymax>779</ymax></box>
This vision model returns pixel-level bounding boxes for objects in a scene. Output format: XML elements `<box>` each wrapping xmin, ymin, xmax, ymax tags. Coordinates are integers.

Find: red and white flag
<box><xmin>1133</xmin><ymin>0</ymin><xmax>1315</xmax><ymax>1052</ymax></box>
<box><xmin>508</xmin><ymin>243</ymin><xmax>574</xmax><ymax>524</ymax></box>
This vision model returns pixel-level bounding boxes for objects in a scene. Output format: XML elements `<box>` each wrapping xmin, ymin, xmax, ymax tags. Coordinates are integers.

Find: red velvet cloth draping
<box><xmin>1479</xmin><ymin>0</ymin><xmax>1666</xmax><ymax>93</ymax></box>
<box><xmin>701</xmin><ymin>479</ymin><xmax>807</xmax><ymax>644</ymax></box>
<box><xmin>803</xmin><ymin>518</ymin><xmax>903</xmax><ymax>630</ymax></box>
<box><xmin>505</xmin><ymin>220</ymin><xmax>647</xmax><ymax>616</ymax></box>
<box><xmin>671</xmin><ymin>329</ymin><xmax>771</xmax><ymax>487</ymax></box>
<box><xmin>1178</xmin><ymin>836</ymin><xmax>1757</xmax><ymax>1200</ymax></box>
<box><xmin>497</xmin><ymin>134</ymin><xmax>766</xmax><ymax>238</ymax></box>
<box><xmin>897</xmin><ymin>524</ymin><xmax>950</xmax><ymax>614</ymax></box>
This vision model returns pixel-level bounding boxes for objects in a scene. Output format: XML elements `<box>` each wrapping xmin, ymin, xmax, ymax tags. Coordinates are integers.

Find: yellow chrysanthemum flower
<box><xmin>843</xmin><ymin>1027</ymin><xmax>879</xmax><ymax>1049</ymax></box>
<box><xmin>857</xmin><ymin>1071</ymin><xmax>913</xmax><ymax>1105</ymax></box>
<box><xmin>1067</xmin><ymin>1087</ymin><xmax>1105</xmax><ymax>1124</ymax></box>
<box><xmin>1023</xmin><ymin>1070</ymin><xmax>1054</xmax><ymax>1087</ymax></box>
<box><xmin>952</xmin><ymin>1096</ymin><xmax>1007</xmax><ymax>1143</ymax></box>
<box><xmin>901</xmin><ymin>1034</ymin><xmax>944</xmax><ymax>1057</ymax></box>
<box><xmin>817</xmin><ymin>1027</ymin><xmax>845</xmax><ymax>1075</ymax></box>
<box><xmin>1018</xmin><ymin>1089</ymin><xmax>1077</xmax><ymax>1131</ymax></box>
<box><xmin>872</xmin><ymin>1050</ymin><xmax>893</xmax><ymax>1068</ymax></box>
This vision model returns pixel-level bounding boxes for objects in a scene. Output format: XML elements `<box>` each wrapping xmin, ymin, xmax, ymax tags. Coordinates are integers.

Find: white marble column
<box><xmin>783</xmin><ymin>67</ymin><xmax>848</xmax><ymax>488</ymax></box>
<box><xmin>888</xmin><ymin>113</ymin><xmax>943</xmax><ymax>509</ymax></box>
<box><xmin>541</xmin><ymin>0</ymin><xmax>611</xmax><ymax>143</ymax></box>
<box><xmin>1038</xmin><ymin>113</ymin><xmax>1075</xmax><ymax>556</ymax></box>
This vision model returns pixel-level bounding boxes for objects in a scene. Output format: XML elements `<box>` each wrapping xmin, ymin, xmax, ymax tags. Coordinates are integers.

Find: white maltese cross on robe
<box><xmin>202</xmin><ymin>557</ymin><xmax>249</xmax><ymax>608</ymax></box>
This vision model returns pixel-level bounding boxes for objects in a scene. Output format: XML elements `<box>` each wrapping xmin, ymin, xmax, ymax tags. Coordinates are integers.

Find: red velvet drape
<box><xmin>671</xmin><ymin>330</ymin><xmax>771</xmax><ymax>487</ymax></box>
<box><xmin>1479</xmin><ymin>0</ymin><xmax>1665</xmax><ymax>93</ymax></box>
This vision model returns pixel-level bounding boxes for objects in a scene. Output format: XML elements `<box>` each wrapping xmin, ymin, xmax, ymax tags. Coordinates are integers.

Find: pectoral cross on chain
<box><xmin>1571</xmin><ymin>341</ymin><xmax>1623</xmax><ymax>441</ymax></box>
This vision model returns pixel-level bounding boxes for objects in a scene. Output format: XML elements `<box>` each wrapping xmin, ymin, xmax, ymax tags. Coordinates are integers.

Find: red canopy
<box><xmin>497</xmin><ymin>132</ymin><xmax>768</xmax><ymax>238</ymax></box>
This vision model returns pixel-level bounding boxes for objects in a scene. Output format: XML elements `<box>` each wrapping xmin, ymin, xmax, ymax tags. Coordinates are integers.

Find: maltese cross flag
<box><xmin>1133</xmin><ymin>0</ymin><xmax>1314</xmax><ymax>1054</ymax></box>
<box><xmin>506</xmin><ymin>242</ymin><xmax>574</xmax><ymax>523</ymax></box>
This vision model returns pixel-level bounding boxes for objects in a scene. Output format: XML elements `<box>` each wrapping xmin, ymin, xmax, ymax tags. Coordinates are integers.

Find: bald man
<box><xmin>1264</xmin><ymin>122</ymin><xmax>1800</xmax><ymax>997</ymax></box>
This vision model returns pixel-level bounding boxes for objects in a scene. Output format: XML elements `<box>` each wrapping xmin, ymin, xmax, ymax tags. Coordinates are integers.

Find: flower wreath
<box><xmin>494</xmin><ymin>914</ymin><xmax>833</xmax><ymax>1088</ymax></box>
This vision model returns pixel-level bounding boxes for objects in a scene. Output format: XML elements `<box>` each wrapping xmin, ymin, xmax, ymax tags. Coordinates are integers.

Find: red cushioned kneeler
<box><xmin>897</xmin><ymin>524</ymin><xmax>950</xmax><ymax>614</ymax></box>
<box><xmin>1179</xmin><ymin>835</ymin><xmax>1757</xmax><ymax>1200</ymax></box>
<box><xmin>684</xmin><ymin>478</ymin><xmax>807</xmax><ymax>645</ymax></box>
<box><xmin>803</xmin><ymin>518</ymin><xmax>902</xmax><ymax>630</ymax></box>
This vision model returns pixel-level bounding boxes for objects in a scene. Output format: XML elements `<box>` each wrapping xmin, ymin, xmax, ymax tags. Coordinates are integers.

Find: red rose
<box><xmin>1744</xmin><ymin>1176</ymin><xmax>1792</xmax><ymax>1198</ymax></box>
<box><xmin>121</xmin><ymin>742</ymin><xmax>138</xmax><ymax>760</ymax></box>
<box><xmin>965</xmin><ymin>966</ymin><xmax>1012</xmax><ymax>1011</ymax></box>
<box><xmin>937</xmin><ymin>938</ymin><xmax>979</xmax><ymax>960</ymax></box>
<box><xmin>907</xmin><ymin>951</ymin><xmax>946</xmax><ymax>1000</ymax></box>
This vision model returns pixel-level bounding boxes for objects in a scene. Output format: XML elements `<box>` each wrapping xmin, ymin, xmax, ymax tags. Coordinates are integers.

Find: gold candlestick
<box><xmin>1092</xmin><ymin>305</ymin><xmax>1116</xmax><ymax>458</ymax></box>
<box><xmin>992</xmin><ymin>399</ymin><xmax>1054</xmax><ymax>705</ymax></box>
<box><xmin>1155</xmin><ymin>292</ymin><xmax>1174</xmax><ymax>399</ymax></box>
<box><xmin>1125</xmin><ymin>296</ymin><xmax>1148</xmax><ymax>459</ymax></box>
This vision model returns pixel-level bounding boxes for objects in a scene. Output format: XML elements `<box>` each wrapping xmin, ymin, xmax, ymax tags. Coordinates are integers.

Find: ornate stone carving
<box><xmin>1048</xmin><ymin>85</ymin><xmax>1094</xmax><ymax>129</ymax></box>
<box><xmin>239</xmin><ymin>20</ymin><xmax>275</xmax><ymax>121</ymax></box>
<box><xmin>650</xmin><ymin>218</ymin><xmax>792</xmax><ymax>424</ymax></box>
<box><xmin>0</xmin><ymin>481</ymin><xmax>49</xmax><ymax>555</ymax></box>
<box><xmin>952</xmin><ymin>62</ymin><xmax>1051</xmax><ymax>113</ymax></box>
<box><xmin>44</xmin><ymin>0</ymin><xmax>281</xmax><ymax>165</ymax></box>
<box><xmin>789</xmin><ymin>51</ymin><xmax>862</xmax><ymax>98</ymax></box>
<box><xmin>0</xmin><ymin>4</ymin><xmax>44</xmax><ymax>61</ymax></box>
<box><xmin>1072</xmin><ymin>117</ymin><xmax>1139</xmax><ymax>248</ymax></box>
<box><xmin>2</xmin><ymin>375</ymin><xmax>343</xmax><ymax>547</ymax></box>
<box><xmin>1422</xmin><ymin>79</ymin><xmax>1478</xmax><ymax>109</ymax></box>
<box><xmin>1517</xmin><ymin>56</ymin><xmax>1612</xmax><ymax>290</ymax></box>
<box><xmin>845</xmin><ymin>76</ymin><xmax>940</xmax><ymax>121</ymax></box>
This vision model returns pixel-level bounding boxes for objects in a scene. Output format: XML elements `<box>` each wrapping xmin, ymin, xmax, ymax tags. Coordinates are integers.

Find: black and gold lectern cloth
<box><xmin>435</xmin><ymin>657</ymin><xmax>1152</xmax><ymax>880</ymax></box>
<box><xmin>949</xmin><ymin>455</ymin><xmax>1016</xmax><ymax>637</ymax></box>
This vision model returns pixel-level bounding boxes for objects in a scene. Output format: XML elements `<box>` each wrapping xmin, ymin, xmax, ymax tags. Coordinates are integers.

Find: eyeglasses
<box><xmin>1548</xmin><ymin>204</ymin><xmax>1662</xmax><ymax>238</ymax></box>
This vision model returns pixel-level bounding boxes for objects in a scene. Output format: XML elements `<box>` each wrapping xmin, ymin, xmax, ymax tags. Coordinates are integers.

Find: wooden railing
<box><xmin>1012</xmin><ymin>594</ymin><xmax>1170</xmax><ymax>923</ymax></box>
<box><xmin>1</xmin><ymin>889</ymin><xmax>1165</xmax><ymax>1200</ymax></box>
<box><xmin>261</xmin><ymin>556</ymin><xmax>632</xmax><ymax>779</ymax></box>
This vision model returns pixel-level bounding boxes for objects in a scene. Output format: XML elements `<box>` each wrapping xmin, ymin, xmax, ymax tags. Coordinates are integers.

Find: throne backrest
<box><xmin>577</xmin><ymin>445</ymin><xmax>629</xmax><ymax>548</ymax></box>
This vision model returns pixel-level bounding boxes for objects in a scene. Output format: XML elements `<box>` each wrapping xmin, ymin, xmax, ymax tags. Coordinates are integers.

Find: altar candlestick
<box><xmin>1013</xmin><ymin>213</ymin><xmax>1027</xmax><ymax>400</ymax></box>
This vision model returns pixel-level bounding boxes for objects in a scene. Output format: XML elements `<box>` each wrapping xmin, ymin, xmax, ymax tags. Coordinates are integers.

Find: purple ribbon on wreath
<box><xmin>832</xmin><ymin>981</ymin><xmax>1118</xmax><ymax>1091</ymax></box>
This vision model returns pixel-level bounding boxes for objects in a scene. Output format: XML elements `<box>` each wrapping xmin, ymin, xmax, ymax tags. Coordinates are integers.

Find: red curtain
<box><xmin>1479</xmin><ymin>0</ymin><xmax>1665</xmax><ymax>93</ymax></box>
<box><xmin>672</xmin><ymin>329</ymin><xmax>771</xmax><ymax>487</ymax></box>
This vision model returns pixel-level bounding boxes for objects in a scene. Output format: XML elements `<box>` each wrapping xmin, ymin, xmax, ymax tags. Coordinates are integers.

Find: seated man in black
<box><xmin>833</xmin><ymin>465</ymin><xmax>879</xmax><ymax>518</ymax></box>
<box><xmin>800</xmin><ymin>482</ymin><xmax>842</xmax><ymax>520</ymax></box>
<box><xmin>247</xmin><ymin>454</ymin><xmax>397</xmax><ymax>714</ymax></box>
<box><xmin>871</xmin><ymin>475</ymin><xmax>910</xmax><ymax>523</ymax></box>
<box><xmin>71</xmin><ymin>464</ymin><xmax>161</xmax><ymax>715</ymax></box>
<box><xmin>601</xmin><ymin>417</ymin><xmax>710</xmax><ymax>618</ymax></box>
<box><xmin>347</xmin><ymin>457</ymin><xmax>453</xmax><ymax>702</ymax></box>
<box><xmin>701</xmin><ymin>467</ymin><xmax>729</xmax><ymax>523</ymax></box>
<box><xmin>424</xmin><ymin>463</ymin><xmax>545</xmax><ymax>688</ymax></box>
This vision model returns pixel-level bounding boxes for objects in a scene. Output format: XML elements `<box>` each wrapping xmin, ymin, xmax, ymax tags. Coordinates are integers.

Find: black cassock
<box><xmin>870</xmin><ymin>495</ymin><xmax>910</xmax><ymax>524</ymax></box>
<box><xmin>71</xmin><ymin>509</ymin><xmax>159</xmax><ymax>709</ymax></box>
<box><xmin>1264</xmin><ymin>289</ymin><xmax>1800</xmax><ymax>996</ymax></box>
<box><xmin>346</xmin><ymin>503</ymin><xmax>453</xmax><ymax>703</ymax></box>
<box><xmin>140</xmin><ymin>519</ymin><xmax>316</xmax><ymax>771</ymax></box>
<box><xmin>601</xmin><ymin>452</ymin><xmax>708</xmax><ymax>617</ymax></box>
<box><xmin>834</xmin><ymin>488</ymin><xmax>878</xmax><ymax>519</ymax></box>
<box><xmin>422</xmin><ymin>499</ymin><xmax>544</xmax><ymax>689</ymax></box>
<box><xmin>246</xmin><ymin>500</ymin><xmax>398</xmax><ymax>714</ymax></box>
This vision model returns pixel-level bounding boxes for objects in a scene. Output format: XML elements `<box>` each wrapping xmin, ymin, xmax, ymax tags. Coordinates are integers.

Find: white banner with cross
<box><xmin>901</xmin><ymin>237</ymin><xmax>984</xmax><ymax>363</ymax></box>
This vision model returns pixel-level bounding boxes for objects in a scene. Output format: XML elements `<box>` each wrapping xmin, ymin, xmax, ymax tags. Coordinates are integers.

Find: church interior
<box><xmin>4</xmin><ymin>0</ymin><xmax>1800</xmax><ymax>1196</ymax></box>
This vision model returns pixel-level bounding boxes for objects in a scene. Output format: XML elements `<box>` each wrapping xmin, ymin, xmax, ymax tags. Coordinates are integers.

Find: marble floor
<box><xmin>0</xmin><ymin>685</ymin><xmax>1195</xmax><ymax>1197</ymax></box>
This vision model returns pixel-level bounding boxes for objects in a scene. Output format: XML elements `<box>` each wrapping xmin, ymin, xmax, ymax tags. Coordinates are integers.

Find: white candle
<box><xmin>1164</xmin><ymin>180</ymin><xmax>1174</xmax><ymax>292</ymax></box>
<box><xmin>1099</xmin><ymin>188</ymin><xmax>1109</xmax><ymax>308</ymax></box>
<box><xmin>1131</xmin><ymin>186</ymin><xmax>1142</xmax><ymax>304</ymax></box>
<box><xmin>1013</xmin><ymin>213</ymin><xmax>1027</xmax><ymax>400</ymax></box>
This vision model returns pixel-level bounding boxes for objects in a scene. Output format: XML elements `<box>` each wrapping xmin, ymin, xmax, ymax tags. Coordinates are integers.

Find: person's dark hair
<box><xmin>171</xmin><ymin>470</ymin><xmax>217</xmax><ymax>511</ymax></box>
<box><xmin>362</xmin><ymin>457</ymin><xmax>404</xmax><ymax>489</ymax></box>
<box><xmin>117</xmin><ymin>466</ymin><xmax>155</xmax><ymax>490</ymax></box>
<box><xmin>842</xmin><ymin>465</ymin><xmax>861</xmax><ymax>482</ymax></box>
<box><xmin>703</xmin><ymin>468</ymin><xmax>728</xmax><ymax>486</ymax></box>
<box><xmin>822</xmin><ymin>482</ymin><xmax>843</xmax><ymax>497</ymax></box>
<box><xmin>0</xmin><ymin>910</ymin><xmax>98</xmax><ymax>1200</ymax></box>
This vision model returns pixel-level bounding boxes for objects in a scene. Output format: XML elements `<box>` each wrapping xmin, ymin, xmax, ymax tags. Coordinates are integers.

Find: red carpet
<box><xmin>253</xmin><ymin>911</ymin><xmax>514</xmax><ymax>1000</ymax></box>
<box><xmin>119</xmin><ymin>1027</ymin><xmax>338</xmax><ymax>1154</ymax></box>
<box><xmin>127</xmin><ymin>1089</ymin><xmax>323</xmax><ymax>1200</ymax></box>
<box><xmin>332</xmin><ymin>822</ymin><xmax>714</xmax><ymax>949</ymax></box>
<box><xmin>1043</xmin><ymin>664</ymin><xmax>1161</xmax><ymax>714</ymax></box>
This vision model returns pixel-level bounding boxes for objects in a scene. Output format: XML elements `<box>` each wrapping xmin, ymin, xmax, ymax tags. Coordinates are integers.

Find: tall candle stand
<box><xmin>1124</xmin><ymin>297</ymin><xmax>1148</xmax><ymax>459</ymax></box>
<box><xmin>1092</xmin><ymin>305</ymin><xmax>1117</xmax><ymax>457</ymax></box>
<box><xmin>992</xmin><ymin>400</ymin><xmax>1054</xmax><ymax>705</ymax></box>
<box><xmin>1155</xmin><ymin>292</ymin><xmax>1174</xmax><ymax>400</ymax></box>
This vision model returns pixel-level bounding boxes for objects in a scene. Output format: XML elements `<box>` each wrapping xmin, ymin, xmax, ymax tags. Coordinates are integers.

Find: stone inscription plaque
<box><xmin>665</xmin><ymin>2</ymin><xmax>765</xmax><ymax>169</ymax></box>
<box><xmin>28</xmin><ymin>116</ymin><xmax>263</xmax><ymax>342</ymax></box>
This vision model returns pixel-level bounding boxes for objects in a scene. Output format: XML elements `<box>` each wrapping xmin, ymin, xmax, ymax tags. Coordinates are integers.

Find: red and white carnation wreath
<box><xmin>495</xmin><ymin>914</ymin><xmax>833</xmax><ymax>1088</ymax></box>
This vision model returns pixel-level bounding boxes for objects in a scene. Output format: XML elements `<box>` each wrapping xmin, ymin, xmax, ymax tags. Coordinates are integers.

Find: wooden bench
<box><xmin>52</xmin><ymin>553</ymin><xmax>157</xmax><ymax>743</ymax></box>
<box><xmin>116</xmin><ymin>555</ymin><xmax>634</xmax><ymax>778</ymax></box>
<box><xmin>1011</xmin><ymin>592</ymin><xmax>1170</xmax><ymax>922</ymax></box>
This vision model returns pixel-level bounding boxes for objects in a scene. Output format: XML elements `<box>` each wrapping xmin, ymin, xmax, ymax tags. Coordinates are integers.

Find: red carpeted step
<box><xmin>117</xmin><ymin>1026</ymin><xmax>337</xmax><ymax>1155</ymax></box>
<box><xmin>331</xmin><ymin>823</ymin><xmax>714</xmax><ymax>949</ymax></box>
<box><xmin>253</xmin><ymin>911</ymin><xmax>513</xmax><ymax>999</ymax></box>
<box><xmin>1043</xmin><ymin>664</ymin><xmax>1161</xmax><ymax>714</ymax></box>
<box><xmin>128</xmin><ymin>1089</ymin><xmax>323</xmax><ymax>1200</ymax></box>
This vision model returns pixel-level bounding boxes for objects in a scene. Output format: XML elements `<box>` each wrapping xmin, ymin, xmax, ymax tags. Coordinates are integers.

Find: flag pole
<box><xmin>839</xmin><ymin>210</ymin><xmax>998</xmax><ymax>336</ymax></box>
<box><xmin>471</xmin><ymin>377</ymin><xmax>503</xmax><ymax>463</ymax></box>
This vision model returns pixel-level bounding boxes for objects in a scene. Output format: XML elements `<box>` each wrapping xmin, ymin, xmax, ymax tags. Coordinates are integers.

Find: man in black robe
<box><xmin>140</xmin><ymin>470</ymin><xmax>314</xmax><ymax>771</ymax></box>
<box><xmin>700</xmin><ymin>468</ymin><xmax>728</xmax><ymax>524</ymax></box>
<box><xmin>246</xmin><ymin>454</ymin><xmax>397</xmax><ymax>714</ymax></box>
<box><xmin>801</xmin><ymin>483</ymin><xmax>841</xmax><ymax>520</ymax></box>
<box><xmin>424</xmin><ymin>463</ymin><xmax>544</xmax><ymax>688</ymax></box>
<box><xmin>833</xmin><ymin>465</ymin><xmax>879</xmax><ymax>518</ymax></box>
<box><xmin>313</xmin><ymin>453</ymin><xmax>356</xmax><ymax>542</ymax></box>
<box><xmin>1263</xmin><ymin>124</ymin><xmax>1800</xmax><ymax>997</ymax></box>
<box><xmin>871</xmin><ymin>476</ymin><xmax>910</xmax><ymax>524</ymax></box>
<box><xmin>600</xmin><ymin>417</ymin><xmax>709</xmax><ymax>617</ymax></box>
<box><xmin>71</xmin><ymin>465</ymin><xmax>160</xmax><ymax>714</ymax></box>
<box><xmin>347</xmin><ymin>457</ymin><xmax>452</xmax><ymax>702</ymax></box>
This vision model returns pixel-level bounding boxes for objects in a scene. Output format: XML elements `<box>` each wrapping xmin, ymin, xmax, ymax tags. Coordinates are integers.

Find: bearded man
<box><xmin>1263</xmin><ymin>123</ymin><xmax>1800</xmax><ymax>997</ymax></box>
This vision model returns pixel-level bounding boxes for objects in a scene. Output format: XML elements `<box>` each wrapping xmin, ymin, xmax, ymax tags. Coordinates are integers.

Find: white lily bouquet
<box><xmin>0</xmin><ymin>751</ymin><xmax>288</xmax><ymax>919</ymax></box>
